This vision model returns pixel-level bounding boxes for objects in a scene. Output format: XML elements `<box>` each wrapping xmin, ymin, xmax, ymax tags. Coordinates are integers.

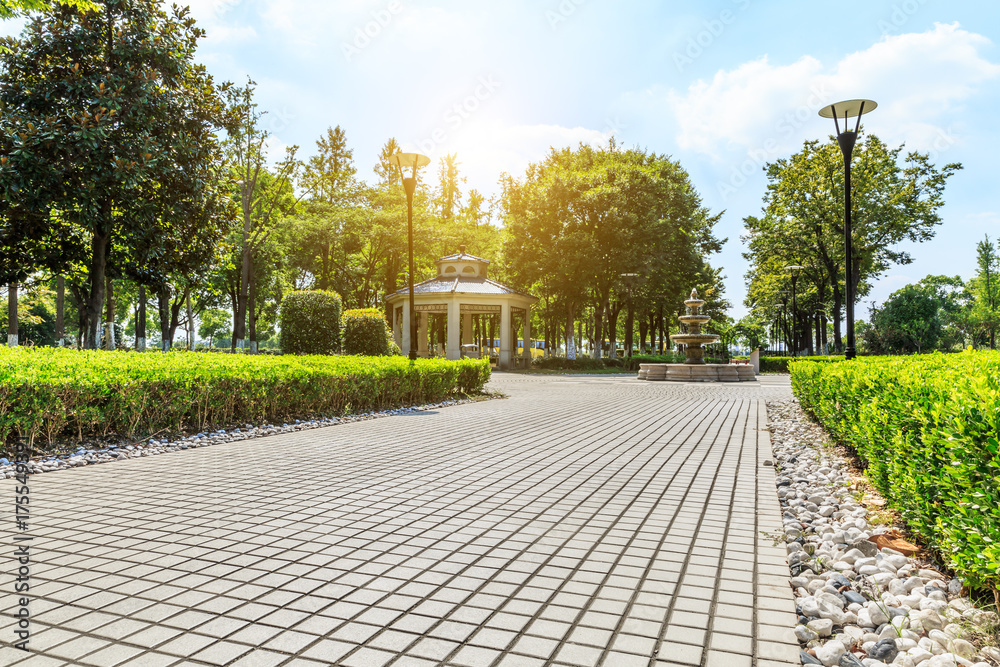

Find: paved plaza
<box><xmin>2</xmin><ymin>373</ymin><xmax>800</xmax><ymax>667</ymax></box>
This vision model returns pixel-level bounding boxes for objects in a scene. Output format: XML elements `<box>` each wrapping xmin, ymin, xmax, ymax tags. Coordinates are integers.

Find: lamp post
<box><xmin>819</xmin><ymin>99</ymin><xmax>877</xmax><ymax>360</ymax></box>
<box><xmin>620</xmin><ymin>273</ymin><xmax>638</xmax><ymax>359</ymax></box>
<box><xmin>391</xmin><ymin>152</ymin><xmax>431</xmax><ymax>361</ymax></box>
<box><xmin>785</xmin><ymin>266</ymin><xmax>804</xmax><ymax>356</ymax></box>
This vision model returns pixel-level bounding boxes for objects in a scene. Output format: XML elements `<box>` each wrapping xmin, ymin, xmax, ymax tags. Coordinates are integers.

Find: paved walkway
<box><xmin>2</xmin><ymin>373</ymin><xmax>799</xmax><ymax>667</ymax></box>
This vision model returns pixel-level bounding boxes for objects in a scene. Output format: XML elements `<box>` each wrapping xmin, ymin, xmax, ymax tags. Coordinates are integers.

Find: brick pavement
<box><xmin>1</xmin><ymin>373</ymin><xmax>799</xmax><ymax>667</ymax></box>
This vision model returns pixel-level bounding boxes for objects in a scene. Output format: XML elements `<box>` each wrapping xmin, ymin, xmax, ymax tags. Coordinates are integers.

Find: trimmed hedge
<box><xmin>0</xmin><ymin>347</ymin><xmax>490</xmax><ymax>449</ymax></box>
<box><xmin>342</xmin><ymin>308</ymin><xmax>394</xmax><ymax>356</ymax></box>
<box><xmin>529</xmin><ymin>353</ymin><xmax>727</xmax><ymax>372</ymax></box>
<box><xmin>279</xmin><ymin>290</ymin><xmax>342</xmax><ymax>355</ymax></box>
<box><xmin>760</xmin><ymin>355</ymin><xmax>844</xmax><ymax>373</ymax></box>
<box><xmin>791</xmin><ymin>351</ymin><xmax>1000</xmax><ymax>596</ymax></box>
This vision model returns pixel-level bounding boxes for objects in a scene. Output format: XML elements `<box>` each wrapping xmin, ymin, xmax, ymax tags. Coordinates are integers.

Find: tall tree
<box><xmin>970</xmin><ymin>235</ymin><xmax>1000</xmax><ymax>349</ymax></box>
<box><xmin>743</xmin><ymin>134</ymin><xmax>961</xmax><ymax>350</ymax></box>
<box><xmin>501</xmin><ymin>141</ymin><xmax>723</xmax><ymax>360</ymax></box>
<box><xmin>0</xmin><ymin>0</ymin><xmax>232</xmax><ymax>348</ymax></box>
<box><xmin>224</xmin><ymin>81</ymin><xmax>302</xmax><ymax>351</ymax></box>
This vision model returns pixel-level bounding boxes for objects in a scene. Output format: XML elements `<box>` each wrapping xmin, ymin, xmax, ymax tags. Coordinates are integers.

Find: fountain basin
<box><xmin>638</xmin><ymin>363</ymin><xmax>755</xmax><ymax>382</ymax></box>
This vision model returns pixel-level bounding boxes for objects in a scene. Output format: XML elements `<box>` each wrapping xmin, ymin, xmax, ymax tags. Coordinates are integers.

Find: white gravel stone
<box><xmin>767</xmin><ymin>398</ymin><xmax>1000</xmax><ymax>667</ymax></box>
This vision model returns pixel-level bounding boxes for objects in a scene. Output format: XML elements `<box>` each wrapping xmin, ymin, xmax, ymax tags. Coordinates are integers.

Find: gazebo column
<box><xmin>417</xmin><ymin>313</ymin><xmax>428</xmax><ymax>357</ymax></box>
<box><xmin>462</xmin><ymin>312</ymin><xmax>473</xmax><ymax>345</ymax></box>
<box><xmin>401</xmin><ymin>305</ymin><xmax>411</xmax><ymax>355</ymax></box>
<box><xmin>446</xmin><ymin>300</ymin><xmax>461</xmax><ymax>360</ymax></box>
<box><xmin>522</xmin><ymin>310</ymin><xmax>531</xmax><ymax>367</ymax></box>
<box><xmin>499</xmin><ymin>303</ymin><xmax>511</xmax><ymax>370</ymax></box>
<box><xmin>393</xmin><ymin>306</ymin><xmax>402</xmax><ymax>349</ymax></box>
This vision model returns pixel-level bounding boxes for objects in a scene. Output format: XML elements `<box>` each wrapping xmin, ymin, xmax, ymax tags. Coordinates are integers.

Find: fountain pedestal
<box><xmin>636</xmin><ymin>288</ymin><xmax>755</xmax><ymax>383</ymax></box>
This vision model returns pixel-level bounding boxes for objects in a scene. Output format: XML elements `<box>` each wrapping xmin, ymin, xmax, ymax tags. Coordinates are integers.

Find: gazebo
<box><xmin>385</xmin><ymin>247</ymin><xmax>538</xmax><ymax>369</ymax></box>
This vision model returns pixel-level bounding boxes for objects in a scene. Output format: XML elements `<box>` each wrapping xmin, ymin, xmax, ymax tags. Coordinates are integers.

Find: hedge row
<box><xmin>530</xmin><ymin>353</ymin><xmax>729</xmax><ymax>373</ymax></box>
<box><xmin>0</xmin><ymin>348</ymin><xmax>490</xmax><ymax>449</ymax></box>
<box><xmin>790</xmin><ymin>351</ymin><xmax>1000</xmax><ymax>594</ymax></box>
<box><xmin>760</xmin><ymin>355</ymin><xmax>844</xmax><ymax>373</ymax></box>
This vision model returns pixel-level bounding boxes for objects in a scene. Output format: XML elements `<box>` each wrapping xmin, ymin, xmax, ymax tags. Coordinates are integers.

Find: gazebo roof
<box><xmin>388</xmin><ymin>276</ymin><xmax>535</xmax><ymax>299</ymax></box>
<box><xmin>387</xmin><ymin>247</ymin><xmax>537</xmax><ymax>304</ymax></box>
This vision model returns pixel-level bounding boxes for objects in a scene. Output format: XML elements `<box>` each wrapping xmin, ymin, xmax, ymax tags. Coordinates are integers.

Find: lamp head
<box><xmin>820</xmin><ymin>99</ymin><xmax>877</xmax><ymax>155</ymax></box>
<box><xmin>390</xmin><ymin>152</ymin><xmax>430</xmax><ymax>171</ymax></box>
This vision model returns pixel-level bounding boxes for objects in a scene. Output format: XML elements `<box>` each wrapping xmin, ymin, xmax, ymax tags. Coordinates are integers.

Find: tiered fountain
<box><xmin>638</xmin><ymin>289</ymin><xmax>755</xmax><ymax>382</ymax></box>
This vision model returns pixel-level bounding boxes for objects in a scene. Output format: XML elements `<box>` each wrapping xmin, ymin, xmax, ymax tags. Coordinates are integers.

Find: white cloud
<box><xmin>659</xmin><ymin>23</ymin><xmax>1000</xmax><ymax>160</ymax></box>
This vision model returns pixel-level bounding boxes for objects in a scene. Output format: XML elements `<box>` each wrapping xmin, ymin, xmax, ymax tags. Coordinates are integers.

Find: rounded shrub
<box><xmin>342</xmin><ymin>308</ymin><xmax>395</xmax><ymax>356</ymax></box>
<box><xmin>279</xmin><ymin>290</ymin><xmax>342</xmax><ymax>355</ymax></box>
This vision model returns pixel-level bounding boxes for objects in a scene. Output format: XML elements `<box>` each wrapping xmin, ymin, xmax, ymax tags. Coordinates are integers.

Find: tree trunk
<box><xmin>248</xmin><ymin>257</ymin><xmax>258</xmax><ymax>354</ymax></box>
<box><xmin>608</xmin><ymin>303</ymin><xmax>620</xmax><ymax>359</ymax></box>
<box><xmin>104</xmin><ymin>275</ymin><xmax>115</xmax><ymax>350</ymax></box>
<box><xmin>7</xmin><ymin>282</ymin><xmax>17</xmax><ymax>347</ymax></box>
<box><xmin>137</xmin><ymin>285</ymin><xmax>147</xmax><ymax>352</ymax></box>
<box><xmin>167</xmin><ymin>289</ymin><xmax>186</xmax><ymax>347</ymax></box>
<box><xmin>85</xmin><ymin>229</ymin><xmax>110</xmax><ymax>349</ymax></box>
<box><xmin>70</xmin><ymin>284</ymin><xmax>86</xmax><ymax>349</ymax></box>
<box><xmin>592</xmin><ymin>299</ymin><xmax>604</xmax><ymax>359</ymax></box>
<box><xmin>638</xmin><ymin>317</ymin><xmax>648</xmax><ymax>354</ymax></box>
<box><xmin>624</xmin><ymin>300</ymin><xmax>633</xmax><ymax>357</ymax></box>
<box><xmin>157</xmin><ymin>288</ymin><xmax>171</xmax><ymax>351</ymax></box>
<box><xmin>234</xmin><ymin>232</ymin><xmax>250</xmax><ymax>351</ymax></box>
<box><xmin>56</xmin><ymin>276</ymin><xmax>64</xmax><ymax>346</ymax></box>
<box><xmin>658</xmin><ymin>303</ymin><xmax>665</xmax><ymax>354</ymax></box>
<box><xmin>577</xmin><ymin>317</ymin><xmax>583</xmax><ymax>358</ymax></box>
<box><xmin>186</xmin><ymin>291</ymin><xmax>194</xmax><ymax>351</ymax></box>
<box><xmin>566</xmin><ymin>303</ymin><xmax>576</xmax><ymax>360</ymax></box>
<box><xmin>832</xmin><ymin>287</ymin><xmax>843</xmax><ymax>353</ymax></box>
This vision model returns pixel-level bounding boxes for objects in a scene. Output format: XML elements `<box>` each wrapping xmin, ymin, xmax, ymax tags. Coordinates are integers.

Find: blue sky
<box><xmin>7</xmin><ymin>1</ymin><xmax>1000</xmax><ymax>317</ymax></box>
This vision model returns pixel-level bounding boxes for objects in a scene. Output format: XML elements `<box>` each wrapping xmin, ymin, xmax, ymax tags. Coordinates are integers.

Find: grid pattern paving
<box><xmin>1</xmin><ymin>374</ymin><xmax>798</xmax><ymax>667</ymax></box>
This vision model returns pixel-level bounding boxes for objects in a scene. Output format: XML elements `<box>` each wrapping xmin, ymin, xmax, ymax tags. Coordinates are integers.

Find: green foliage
<box><xmin>532</xmin><ymin>356</ymin><xmax>612</xmax><ymax>371</ymax></box>
<box><xmin>0</xmin><ymin>0</ymin><xmax>234</xmax><ymax>348</ymax></box>
<box><xmin>743</xmin><ymin>134</ymin><xmax>961</xmax><ymax>351</ymax></box>
<box><xmin>0</xmin><ymin>0</ymin><xmax>96</xmax><ymax>19</ymax></box>
<box><xmin>530</xmin><ymin>353</ymin><xmax>728</xmax><ymax>372</ymax></box>
<box><xmin>341</xmin><ymin>308</ymin><xmax>394</xmax><ymax>356</ymax></box>
<box><xmin>0</xmin><ymin>347</ymin><xmax>490</xmax><ymax>449</ymax></box>
<box><xmin>197</xmin><ymin>308</ymin><xmax>231</xmax><ymax>348</ymax></box>
<box><xmin>760</xmin><ymin>355</ymin><xmax>843</xmax><ymax>373</ymax></box>
<box><xmin>791</xmin><ymin>351</ymin><xmax>1000</xmax><ymax>594</ymax></box>
<box><xmin>500</xmin><ymin>139</ymin><xmax>725</xmax><ymax>359</ymax></box>
<box><xmin>279</xmin><ymin>290</ymin><xmax>342</xmax><ymax>355</ymax></box>
<box><xmin>969</xmin><ymin>235</ymin><xmax>1000</xmax><ymax>349</ymax></box>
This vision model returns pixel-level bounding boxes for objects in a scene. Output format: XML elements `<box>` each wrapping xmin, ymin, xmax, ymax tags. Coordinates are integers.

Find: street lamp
<box><xmin>785</xmin><ymin>265</ymin><xmax>804</xmax><ymax>356</ymax></box>
<box><xmin>819</xmin><ymin>99</ymin><xmax>877</xmax><ymax>360</ymax></box>
<box><xmin>620</xmin><ymin>273</ymin><xmax>638</xmax><ymax>359</ymax></box>
<box><xmin>391</xmin><ymin>151</ymin><xmax>431</xmax><ymax>361</ymax></box>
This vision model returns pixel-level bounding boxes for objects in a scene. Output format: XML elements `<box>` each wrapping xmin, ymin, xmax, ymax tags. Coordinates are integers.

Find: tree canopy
<box><xmin>742</xmin><ymin>133</ymin><xmax>960</xmax><ymax>354</ymax></box>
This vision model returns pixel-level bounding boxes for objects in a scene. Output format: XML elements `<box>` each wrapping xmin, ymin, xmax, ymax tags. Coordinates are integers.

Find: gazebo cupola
<box><xmin>436</xmin><ymin>245</ymin><xmax>488</xmax><ymax>279</ymax></box>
